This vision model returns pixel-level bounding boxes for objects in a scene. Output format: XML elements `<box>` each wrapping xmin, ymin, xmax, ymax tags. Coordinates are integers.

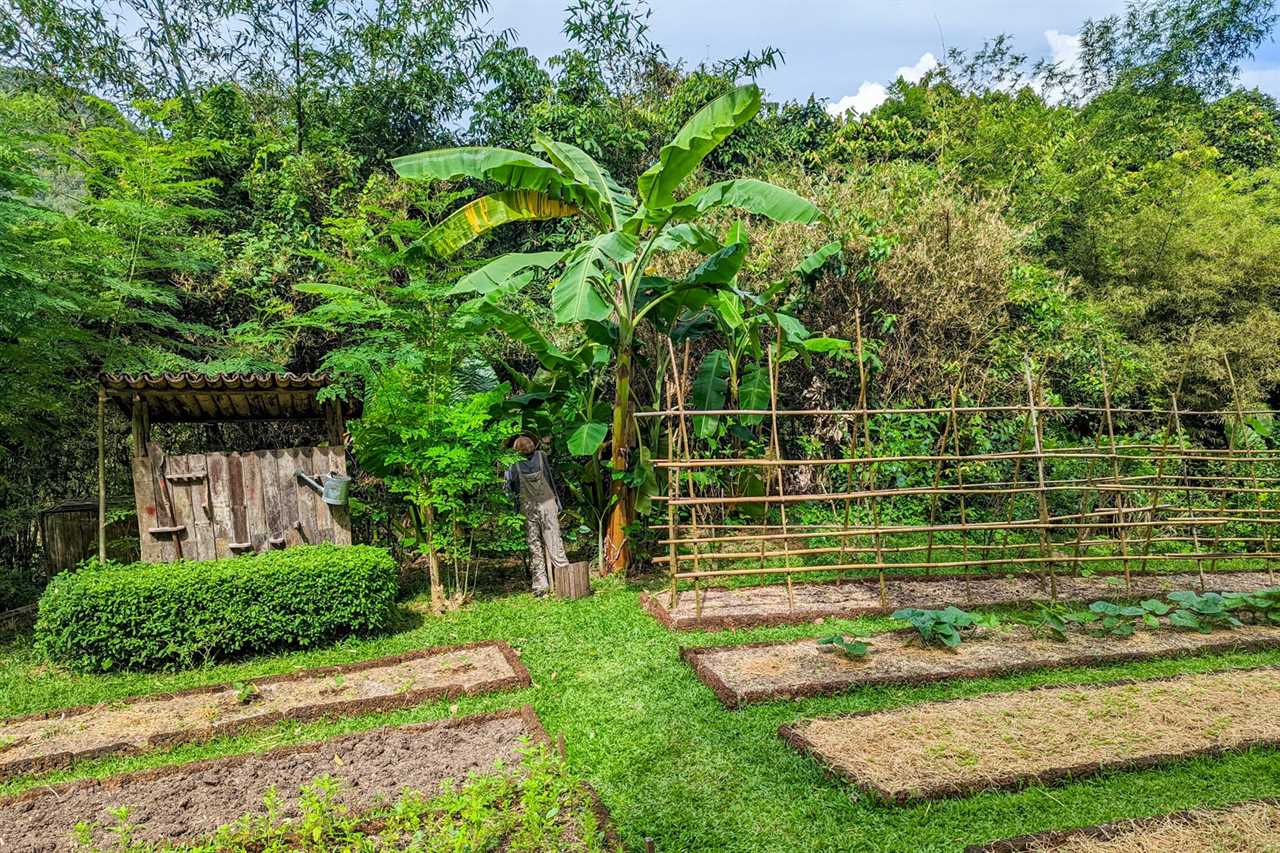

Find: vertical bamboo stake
<box><xmin>1137</xmin><ymin>398</ymin><xmax>1182</xmax><ymax>566</ymax></box>
<box><xmin>1224</xmin><ymin>356</ymin><xmax>1274</xmax><ymax>583</ymax></box>
<box><xmin>854</xmin><ymin>312</ymin><xmax>887</xmax><ymax>605</ymax></box>
<box><xmin>1072</xmin><ymin>418</ymin><xmax>1108</xmax><ymax>565</ymax></box>
<box><xmin>1097</xmin><ymin>347</ymin><xmax>1131</xmax><ymax>590</ymax></box>
<box><xmin>766</xmin><ymin>332</ymin><xmax>794</xmax><ymax>611</ymax></box>
<box><xmin>97</xmin><ymin>386</ymin><xmax>107</xmax><ymax>564</ymax></box>
<box><xmin>925</xmin><ymin>391</ymin><xmax>957</xmax><ymax>570</ymax></box>
<box><xmin>949</xmin><ymin>387</ymin><xmax>972</xmax><ymax>602</ymax></box>
<box><xmin>1024</xmin><ymin>358</ymin><xmax>1056</xmax><ymax>600</ymax></box>
<box><xmin>1172</xmin><ymin>394</ymin><xmax>1207</xmax><ymax>591</ymax></box>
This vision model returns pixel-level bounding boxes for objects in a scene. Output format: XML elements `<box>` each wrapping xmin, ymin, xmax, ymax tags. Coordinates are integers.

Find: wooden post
<box><xmin>98</xmin><ymin>387</ymin><xmax>107</xmax><ymax>563</ymax></box>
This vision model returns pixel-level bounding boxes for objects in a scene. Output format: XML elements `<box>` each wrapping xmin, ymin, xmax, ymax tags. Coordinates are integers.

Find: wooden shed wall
<box><xmin>132</xmin><ymin>445</ymin><xmax>351</xmax><ymax>563</ymax></box>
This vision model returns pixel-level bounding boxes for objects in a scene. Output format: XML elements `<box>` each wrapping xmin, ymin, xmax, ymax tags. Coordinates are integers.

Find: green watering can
<box><xmin>295</xmin><ymin>469</ymin><xmax>352</xmax><ymax>506</ymax></box>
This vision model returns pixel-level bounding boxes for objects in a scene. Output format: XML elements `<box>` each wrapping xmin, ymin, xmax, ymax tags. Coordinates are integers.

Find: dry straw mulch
<box><xmin>781</xmin><ymin>667</ymin><xmax>1280</xmax><ymax>802</ymax></box>
<box><xmin>645</xmin><ymin>570</ymin><xmax>1277</xmax><ymax>631</ymax></box>
<box><xmin>970</xmin><ymin>799</ymin><xmax>1280</xmax><ymax>852</ymax></box>
<box><xmin>685</xmin><ymin>625</ymin><xmax>1280</xmax><ymax>708</ymax></box>
<box><xmin>0</xmin><ymin>641</ymin><xmax>529</xmax><ymax>781</ymax></box>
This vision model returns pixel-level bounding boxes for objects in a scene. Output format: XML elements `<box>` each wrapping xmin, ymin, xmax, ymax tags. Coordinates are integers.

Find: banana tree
<box><xmin>391</xmin><ymin>84</ymin><xmax>824</xmax><ymax>573</ymax></box>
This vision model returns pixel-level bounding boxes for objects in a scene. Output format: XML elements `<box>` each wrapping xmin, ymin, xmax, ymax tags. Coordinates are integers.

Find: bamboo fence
<box><xmin>640</xmin><ymin>345</ymin><xmax>1280</xmax><ymax>611</ymax></box>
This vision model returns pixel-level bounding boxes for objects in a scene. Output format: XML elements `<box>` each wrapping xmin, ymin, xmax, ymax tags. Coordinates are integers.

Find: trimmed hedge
<box><xmin>35</xmin><ymin>545</ymin><xmax>398</xmax><ymax>671</ymax></box>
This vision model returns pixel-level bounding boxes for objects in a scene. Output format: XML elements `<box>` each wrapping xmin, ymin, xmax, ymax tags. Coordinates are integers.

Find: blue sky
<box><xmin>486</xmin><ymin>0</ymin><xmax>1280</xmax><ymax>111</ymax></box>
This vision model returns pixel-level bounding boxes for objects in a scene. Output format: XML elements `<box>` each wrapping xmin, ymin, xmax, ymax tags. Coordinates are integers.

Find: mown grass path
<box><xmin>3</xmin><ymin>577</ymin><xmax>1280</xmax><ymax>852</ymax></box>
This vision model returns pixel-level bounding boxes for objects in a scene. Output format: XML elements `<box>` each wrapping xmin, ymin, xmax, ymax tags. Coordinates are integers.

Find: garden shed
<box><xmin>99</xmin><ymin>372</ymin><xmax>355</xmax><ymax>563</ymax></box>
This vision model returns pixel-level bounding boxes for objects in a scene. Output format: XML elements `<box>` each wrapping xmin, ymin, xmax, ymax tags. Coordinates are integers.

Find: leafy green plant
<box><xmin>233</xmin><ymin>681</ymin><xmax>260</xmax><ymax>705</ymax></box>
<box><xmin>1168</xmin><ymin>590</ymin><xmax>1245</xmax><ymax>633</ymax></box>
<box><xmin>34</xmin><ymin>545</ymin><xmax>398</xmax><ymax>672</ymax></box>
<box><xmin>1223</xmin><ymin>587</ymin><xmax>1280</xmax><ymax>624</ymax></box>
<box><xmin>817</xmin><ymin>635</ymin><xmax>870</xmax><ymax>659</ymax></box>
<box><xmin>891</xmin><ymin>606</ymin><xmax>983</xmax><ymax>649</ymax></box>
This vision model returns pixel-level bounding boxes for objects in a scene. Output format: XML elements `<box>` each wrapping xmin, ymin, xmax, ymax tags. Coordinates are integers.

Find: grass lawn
<box><xmin>3</xmin><ymin>574</ymin><xmax>1280</xmax><ymax>852</ymax></box>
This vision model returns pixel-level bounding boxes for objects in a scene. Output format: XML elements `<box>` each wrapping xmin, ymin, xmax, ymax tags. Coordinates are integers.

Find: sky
<box><xmin>484</xmin><ymin>0</ymin><xmax>1280</xmax><ymax>113</ymax></box>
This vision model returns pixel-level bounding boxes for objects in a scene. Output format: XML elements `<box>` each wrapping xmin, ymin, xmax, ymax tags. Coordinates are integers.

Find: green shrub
<box><xmin>34</xmin><ymin>545</ymin><xmax>398</xmax><ymax>671</ymax></box>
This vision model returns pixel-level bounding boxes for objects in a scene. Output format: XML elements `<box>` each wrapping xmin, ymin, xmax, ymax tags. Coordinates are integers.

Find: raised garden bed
<box><xmin>0</xmin><ymin>707</ymin><xmax>558</xmax><ymax>851</ymax></box>
<box><xmin>780</xmin><ymin>667</ymin><xmax>1280</xmax><ymax>803</ymax></box>
<box><xmin>685</xmin><ymin>625</ymin><xmax>1280</xmax><ymax>708</ymax></box>
<box><xmin>643</xmin><ymin>570</ymin><xmax>1278</xmax><ymax>631</ymax></box>
<box><xmin>0</xmin><ymin>641</ymin><xmax>529</xmax><ymax>781</ymax></box>
<box><xmin>967</xmin><ymin>799</ymin><xmax>1280</xmax><ymax>852</ymax></box>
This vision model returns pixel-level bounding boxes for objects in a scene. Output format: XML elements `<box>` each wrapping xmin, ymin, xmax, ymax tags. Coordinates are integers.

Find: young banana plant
<box><xmin>391</xmin><ymin>84</ymin><xmax>826</xmax><ymax>573</ymax></box>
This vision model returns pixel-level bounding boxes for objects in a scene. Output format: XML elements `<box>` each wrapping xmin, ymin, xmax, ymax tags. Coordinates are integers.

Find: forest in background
<box><xmin>4</xmin><ymin>0</ymin><xmax>1280</xmax><ymax>601</ymax></box>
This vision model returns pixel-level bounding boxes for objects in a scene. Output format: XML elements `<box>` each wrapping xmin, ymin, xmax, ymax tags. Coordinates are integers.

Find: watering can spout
<box><xmin>295</xmin><ymin>469</ymin><xmax>352</xmax><ymax>506</ymax></box>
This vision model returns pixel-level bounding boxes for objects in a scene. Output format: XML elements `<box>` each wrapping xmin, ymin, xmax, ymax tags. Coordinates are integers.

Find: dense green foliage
<box><xmin>3</xmin><ymin>0</ymin><xmax>1280</xmax><ymax>584</ymax></box>
<box><xmin>34</xmin><ymin>544</ymin><xmax>397</xmax><ymax>670</ymax></box>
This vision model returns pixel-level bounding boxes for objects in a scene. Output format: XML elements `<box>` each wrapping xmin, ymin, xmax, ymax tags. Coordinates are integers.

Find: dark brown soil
<box><xmin>0</xmin><ymin>708</ymin><xmax>543</xmax><ymax>852</ymax></box>
<box><xmin>644</xmin><ymin>570</ymin><xmax>1278</xmax><ymax>630</ymax></box>
<box><xmin>780</xmin><ymin>667</ymin><xmax>1280</xmax><ymax>803</ymax></box>
<box><xmin>685</xmin><ymin>625</ymin><xmax>1280</xmax><ymax>708</ymax></box>
<box><xmin>0</xmin><ymin>641</ymin><xmax>529</xmax><ymax>782</ymax></box>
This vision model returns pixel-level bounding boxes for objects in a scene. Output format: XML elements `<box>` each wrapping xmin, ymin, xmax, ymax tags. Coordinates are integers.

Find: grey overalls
<box><xmin>506</xmin><ymin>451</ymin><xmax>569</xmax><ymax>594</ymax></box>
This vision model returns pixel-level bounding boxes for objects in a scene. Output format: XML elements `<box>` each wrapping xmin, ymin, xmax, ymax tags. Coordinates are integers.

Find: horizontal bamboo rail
<box><xmin>655</xmin><ymin>359</ymin><xmax>1280</xmax><ymax>604</ymax></box>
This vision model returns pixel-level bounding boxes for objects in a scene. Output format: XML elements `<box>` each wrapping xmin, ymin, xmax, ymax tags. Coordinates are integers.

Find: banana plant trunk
<box><xmin>604</xmin><ymin>345</ymin><xmax>634</xmax><ymax>574</ymax></box>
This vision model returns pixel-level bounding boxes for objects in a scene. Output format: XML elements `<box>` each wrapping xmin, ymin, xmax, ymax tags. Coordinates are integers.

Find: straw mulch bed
<box><xmin>781</xmin><ymin>667</ymin><xmax>1280</xmax><ymax>802</ymax></box>
<box><xmin>0</xmin><ymin>641</ymin><xmax>528</xmax><ymax>781</ymax></box>
<box><xmin>969</xmin><ymin>799</ymin><xmax>1280</xmax><ymax>852</ymax></box>
<box><xmin>685</xmin><ymin>625</ymin><xmax>1280</xmax><ymax>708</ymax></box>
<box><xmin>643</xmin><ymin>570</ymin><xmax>1276</xmax><ymax>631</ymax></box>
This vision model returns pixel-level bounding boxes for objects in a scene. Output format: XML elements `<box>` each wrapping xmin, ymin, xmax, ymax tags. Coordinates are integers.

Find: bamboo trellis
<box><xmin>642</xmin><ymin>345</ymin><xmax>1280</xmax><ymax>609</ymax></box>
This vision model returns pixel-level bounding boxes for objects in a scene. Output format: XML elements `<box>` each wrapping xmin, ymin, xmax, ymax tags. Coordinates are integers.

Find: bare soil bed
<box><xmin>643</xmin><ymin>570</ymin><xmax>1277</xmax><ymax>630</ymax></box>
<box><xmin>0</xmin><ymin>707</ymin><xmax>545</xmax><ymax>852</ymax></box>
<box><xmin>969</xmin><ymin>799</ymin><xmax>1280</xmax><ymax>852</ymax></box>
<box><xmin>685</xmin><ymin>625</ymin><xmax>1280</xmax><ymax>708</ymax></box>
<box><xmin>780</xmin><ymin>667</ymin><xmax>1280</xmax><ymax>802</ymax></box>
<box><xmin>0</xmin><ymin>641</ymin><xmax>528</xmax><ymax>781</ymax></box>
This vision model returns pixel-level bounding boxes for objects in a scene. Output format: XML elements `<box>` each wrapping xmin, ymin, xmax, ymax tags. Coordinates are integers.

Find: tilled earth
<box><xmin>0</xmin><ymin>710</ymin><xmax>536</xmax><ymax>852</ymax></box>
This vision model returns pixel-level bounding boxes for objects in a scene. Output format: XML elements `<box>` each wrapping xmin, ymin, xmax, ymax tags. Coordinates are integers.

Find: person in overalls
<box><xmin>505</xmin><ymin>435</ymin><xmax>569</xmax><ymax>597</ymax></box>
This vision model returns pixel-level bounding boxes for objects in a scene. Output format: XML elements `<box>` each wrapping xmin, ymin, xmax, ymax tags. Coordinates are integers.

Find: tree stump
<box><xmin>553</xmin><ymin>560</ymin><xmax>592</xmax><ymax>599</ymax></box>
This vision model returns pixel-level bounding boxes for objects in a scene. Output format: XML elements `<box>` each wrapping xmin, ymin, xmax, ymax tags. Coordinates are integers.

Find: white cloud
<box><xmin>1044</xmin><ymin>29</ymin><xmax>1081</xmax><ymax>75</ymax></box>
<box><xmin>826</xmin><ymin>82</ymin><xmax>889</xmax><ymax>116</ymax></box>
<box><xmin>897</xmin><ymin>52</ymin><xmax>939</xmax><ymax>84</ymax></box>
<box><xmin>826</xmin><ymin>52</ymin><xmax>938</xmax><ymax>117</ymax></box>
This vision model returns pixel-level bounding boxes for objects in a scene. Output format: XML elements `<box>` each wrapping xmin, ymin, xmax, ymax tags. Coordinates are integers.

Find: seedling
<box><xmin>817</xmin><ymin>635</ymin><xmax>869</xmax><ymax>659</ymax></box>
<box><xmin>233</xmin><ymin>681</ymin><xmax>260</xmax><ymax>705</ymax></box>
<box><xmin>891</xmin><ymin>606</ymin><xmax>980</xmax><ymax>649</ymax></box>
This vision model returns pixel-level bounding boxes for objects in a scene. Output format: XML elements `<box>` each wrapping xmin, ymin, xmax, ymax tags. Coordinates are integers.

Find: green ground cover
<box><xmin>3</xmin><ymin>576</ymin><xmax>1280</xmax><ymax>852</ymax></box>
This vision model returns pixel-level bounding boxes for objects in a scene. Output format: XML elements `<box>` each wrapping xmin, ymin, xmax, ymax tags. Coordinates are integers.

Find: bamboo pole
<box><xmin>854</xmin><ymin>311</ymin><xmax>887</xmax><ymax>605</ymax></box>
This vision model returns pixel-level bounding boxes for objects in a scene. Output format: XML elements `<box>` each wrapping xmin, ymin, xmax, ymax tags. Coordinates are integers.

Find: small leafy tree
<box><xmin>353</xmin><ymin>373</ymin><xmax>520</xmax><ymax>611</ymax></box>
<box><xmin>392</xmin><ymin>84</ymin><xmax>827</xmax><ymax>572</ymax></box>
